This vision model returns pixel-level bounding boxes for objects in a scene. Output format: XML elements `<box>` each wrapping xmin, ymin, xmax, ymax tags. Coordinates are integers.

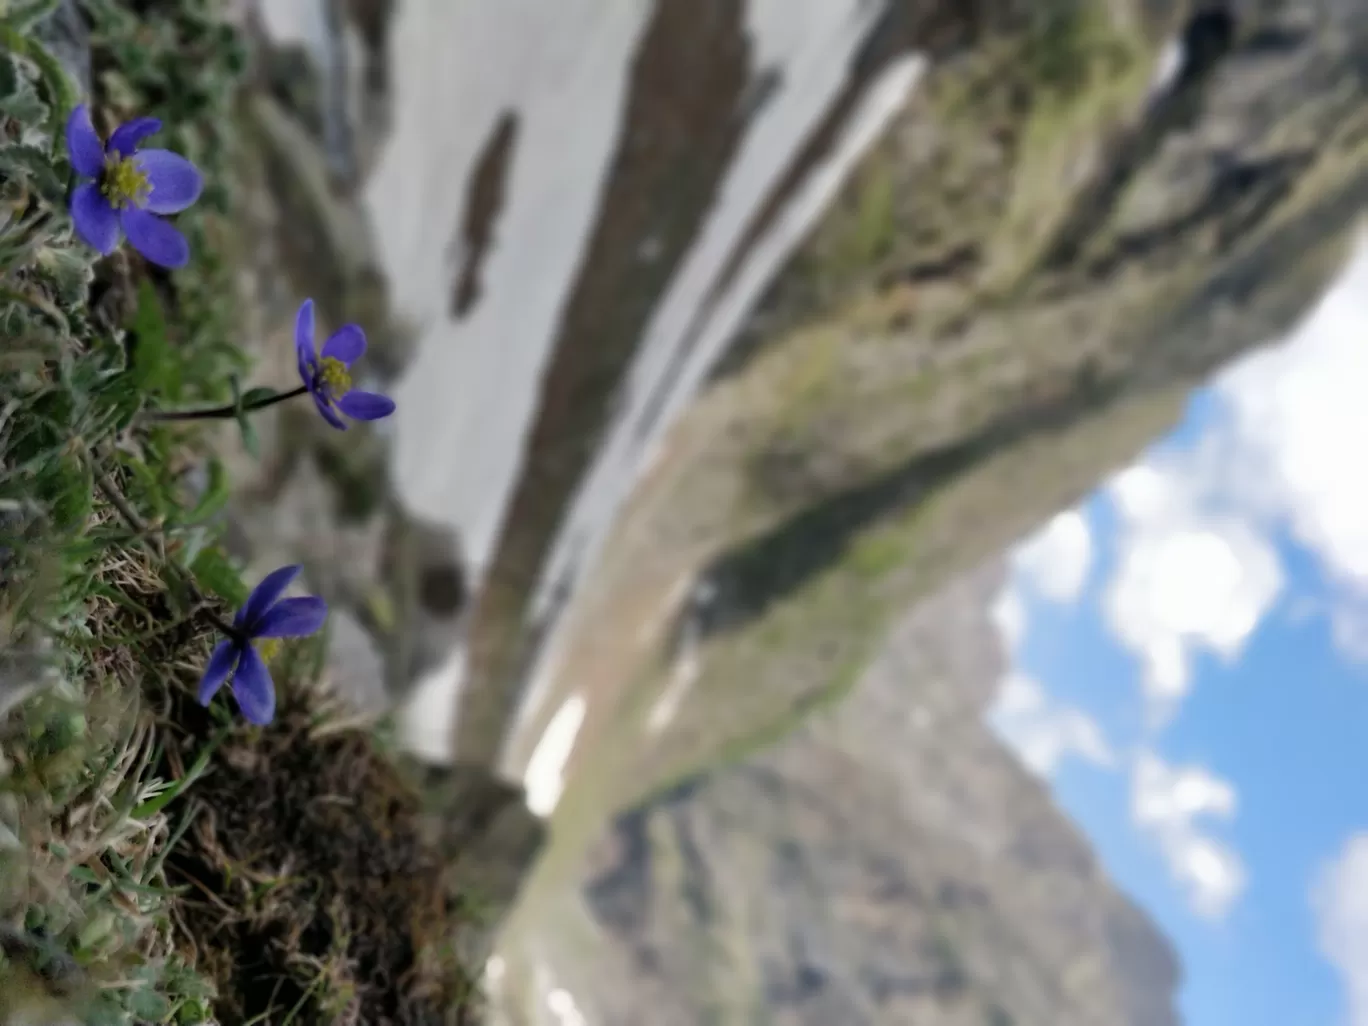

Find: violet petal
<box><xmin>70</xmin><ymin>183</ymin><xmax>119</xmax><ymax>255</ymax></box>
<box><xmin>313</xmin><ymin>393</ymin><xmax>347</xmax><ymax>431</ymax></box>
<box><xmin>254</xmin><ymin>596</ymin><xmax>328</xmax><ymax>638</ymax></box>
<box><xmin>64</xmin><ymin>105</ymin><xmax>104</xmax><ymax>178</ymax></box>
<box><xmin>109</xmin><ymin>117</ymin><xmax>162</xmax><ymax>156</ymax></box>
<box><xmin>238</xmin><ymin>564</ymin><xmax>301</xmax><ymax>631</ymax></box>
<box><xmin>197</xmin><ymin>639</ymin><xmax>239</xmax><ymax>705</ymax></box>
<box><xmin>320</xmin><ymin>324</ymin><xmax>366</xmax><ymax>366</ymax></box>
<box><xmin>136</xmin><ymin>149</ymin><xmax>202</xmax><ymax>214</ymax></box>
<box><xmin>337</xmin><ymin>390</ymin><xmax>396</xmax><ymax>422</ymax></box>
<box><xmin>231</xmin><ymin>645</ymin><xmax>276</xmax><ymax>725</ymax></box>
<box><xmin>295</xmin><ymin>299</ymin><xmax>315</xmax><ymax>358</ymax></box>
<box><xmin>120</xmin><ymin>208</ymin><xmax>189</xmax><ymax>269</ymax></box>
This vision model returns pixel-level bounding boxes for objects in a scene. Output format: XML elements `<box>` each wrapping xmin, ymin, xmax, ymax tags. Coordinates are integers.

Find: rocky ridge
<box><xmin>561</xmin><ymin>562</ymin><xmax>1180</xmax><ymax>1026</ymax></box>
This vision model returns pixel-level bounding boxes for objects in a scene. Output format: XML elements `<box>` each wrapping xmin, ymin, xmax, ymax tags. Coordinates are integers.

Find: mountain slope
<box><xmin>502</xmin><ymin>0</ymin><xmax>1368</xmax><ymax>811</ymax></box>
<box><xmin>497</xmin><ymin>564</ymin><xmax>1179</xmax><ymax>1025</ymax></box>
<box><xmin>491</xmin><ymin>0</ymin><xmax>1368</xmax><ymax>1019</ymax></box>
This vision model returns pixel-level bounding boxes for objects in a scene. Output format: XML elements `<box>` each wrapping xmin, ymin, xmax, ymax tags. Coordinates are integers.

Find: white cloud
<box><xmin>1110</xmin><ymin>463</ymin><xmax>1177</xmax><ymax>524</ymax></box>
<box><xmin>1103</xmin><ymin>503</ymin><xmax>1283</xmax><ymax>716</ymax></box>
<box><xmin>1215</xmin><ymin>239</ymin><xmax>1368</xmax><ymax>586</ymax></box>
<box><xmin>988</xmin><ymin>673</ymin><xmax>1114</xmax><ymax>778</ymax></box>
<box><xmin>1314</xmin><ymin>833</ymin><xmax>1368</xmax><ymax>1026</ymax></box>
<box><xmin>1014</xmin><ymin>510</ymin><xmax>1093</xmax><ymax>603</ymax></box>
<box><xmin>1095</xmin><ymin>233</ymin><xmax>1368</xmax><ymax>695</ymax></box>
<box><xmin>1131</xmin><ymin>750</ymin><xmax>1245</xmax><ymax>919</ymax></box>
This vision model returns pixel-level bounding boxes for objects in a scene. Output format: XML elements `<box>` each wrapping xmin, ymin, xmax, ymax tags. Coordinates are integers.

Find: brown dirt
<box><xmin>161</xmin><ymin>668</ymin><xmax>472</xmax><ymax>1026</ymax></box>
<box><xmin>71</xmin><ymin>523</ymin><xmax>474</xmax><ymax>1026</ymax></box>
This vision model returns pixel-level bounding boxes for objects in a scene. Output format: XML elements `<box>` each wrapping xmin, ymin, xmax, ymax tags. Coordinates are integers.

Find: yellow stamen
<box><xmin>256</xmin><ymin>638</ymin><xmax>284</xmax><ymax>665</ymax></box>
<box><xmin>316</xmin><ymin>356</ymin><xmax>352</xmax><ymax>397</ymax></box>
<box><xmin>100</xmin><ymin>154</ymin><xmax>151</xmax><ymax>211</ymax></box>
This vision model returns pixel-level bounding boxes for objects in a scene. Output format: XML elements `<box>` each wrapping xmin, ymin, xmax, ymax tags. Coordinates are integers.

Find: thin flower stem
<box><xmin>203</xmin><ymin>609</ymin><xmax>245</xmax><ymax>644</ymax></box>
<box><xmin>141</xmin><ymin>384</ymin><xmax>310</xmax><ymax>423</ymax></box>
<box><xmin>93</xmin><ymin>466</ymin><xmax>150</xmax><ymax>535</ymax></box>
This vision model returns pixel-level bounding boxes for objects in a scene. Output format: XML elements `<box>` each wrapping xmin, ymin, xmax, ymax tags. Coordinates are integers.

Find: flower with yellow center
<box><xmin>197</xmin><ymin>564</ymin><xmax>328</xmax><ymax>726</ymax></box>
<box><xmin>315</xmin><ymin>357</ymin><xmax>353</xmax><ymax>400</ymax></box>
<box><xmin>293</xmin><ymin>299</ymin><xmax>396</xmax><ymax>430</ymax></box>
<box><xmin>255</xmin><ymin>638</ymin><xmax>284</xmax><ymax>666</ymax></box>
<box><xmin>100</xmin><ymin>153</ymin><xmax>151</xmax><ymax>210</ymax></box>
<box><xmin>65</xmin><ymin>104</ymin><xmax>203</xmax><ymax>269</ymax></box>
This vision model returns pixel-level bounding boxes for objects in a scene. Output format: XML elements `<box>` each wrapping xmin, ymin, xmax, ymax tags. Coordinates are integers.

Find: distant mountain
<box><xmin>573</xmin><ymin>563</ymin><xmax>1180</xmax><ymax>1026</ymax></box>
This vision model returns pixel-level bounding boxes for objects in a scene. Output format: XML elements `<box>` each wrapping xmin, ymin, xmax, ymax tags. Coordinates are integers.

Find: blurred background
<box><xmin>217</xmin><ymin>0</ymin><xmax>1368</xmax><ymax>1022</ymax></box>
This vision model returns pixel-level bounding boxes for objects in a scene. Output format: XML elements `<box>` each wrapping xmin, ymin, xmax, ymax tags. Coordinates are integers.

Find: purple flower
<box><xmin>294</xmin><ymin>298</ymin><xmax>396</xmax><ymax>430</ymax></box>
<box><xmin>64</xmin><ymin>104</ymin><xmax>203</xmax><ymax>269</ymax></box>
<box><xmin>197</xmin><ymin>565</ymin><xmax>327</xmax><ymax>725</ymax></box>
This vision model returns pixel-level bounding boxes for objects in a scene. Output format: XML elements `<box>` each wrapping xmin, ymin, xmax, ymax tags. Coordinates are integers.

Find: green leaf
<box><xmin>177</xmin><ymin>525</ymin><xmax>210</xmax><ymax>567</ymax></box>
<box><xmin>240</xmin><ymin>386</ymin><xmax>278</xmax><ymax>409</ymax></box>
<box><xmin>5</xmin><ymin>0</ymin><xmax>62</xmax><ymax>34</ymax></box>
<box><xmin>108</xmin><ymin>386</ymin><xmax>145</xmax><ymax>435</ymax></box>
<box><xmin>228</xmin><ymin>376</ymin><xmax>260</xmax><ymax>455</ymax></box>
<box><xmin>49</xmin><ymin>452</ymin><xmax>92</xmax><ymax>532</ymax></box>
<box><xmin>185</xmin><ymin>458</ymin><xmax>228</xmax><ymax>523</ymax></box>
<box><xmin>0</xmin><ymin>22</ymin><xmax>77</xmax><ymax>145</ymax></box>
<box><xmin>133</xmin><ymin>730</ymin><xmax>222</xmax><ymax>820</ymax></box>
<box><xmin>91</xmin><ymin>372</ymin><xmax>145</xmax><ymax>439</ymax></box>
<box><xmin>237</xmin><ymin>412</ymin><xmax>259</xmax><ymax>458</ymax></box>
<box><xmin>0</xmin><ymin>54</ymin><xmax>47</xmax><ymax>143</ymax></box>
<box><xmin>76</xmin><ymin>910</ymin><xmax>115</xmax><ymax>951</ymax></box>
<box><xmin>176</xmin><ymin>997</ymin><xmax>213</xmax><ymax>1025</ymax></box>
<box><xmin>189</xmin><ymin>546</ymin><xmax>247</xmax><ymax>606</ymax></box>
<box><xmin>126</xmin><ymin>986</ymin><xmax>172</xmax><ymax>1022</ymax></box>
<box><xmin>129</xmin><ymin>279</ymin><xmax>173</xmax><ymax>396</ymax></box>
<box><xmin>34</xmin><ymin>243</ymin><xmax>96</xmax><ymax>308</ymax></box>
<box><xmin>33</xmin><ymin>451</ymin><xmax>92</xmax><ymax>533</ymax></box>
<box><xmin>119</xmin><ymin>455</ymin><xmax>167</xmax><ymax>518</ymax></box>
<box><xmin>230</xmin><ymin>382</ymin><xmax>258</xmax><ymax>457</ymax></box>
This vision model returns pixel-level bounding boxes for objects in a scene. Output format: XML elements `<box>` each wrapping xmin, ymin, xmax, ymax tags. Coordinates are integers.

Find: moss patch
<box><xmin>982</xmin><ymin>5</ymin><xmax>1155</xmax><ymax>292</ymax></box>
<box><xmin>166</xmin><ymin>676</ymin><xmax>469</xmax><ymax>1026</ymax></box>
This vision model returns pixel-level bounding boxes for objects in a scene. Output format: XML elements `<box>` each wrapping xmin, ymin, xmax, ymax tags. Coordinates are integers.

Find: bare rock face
<box><xmin>505</xmin><ymin>564</ymin><xmax>1180</xmax><ymax>1026</ymax></box>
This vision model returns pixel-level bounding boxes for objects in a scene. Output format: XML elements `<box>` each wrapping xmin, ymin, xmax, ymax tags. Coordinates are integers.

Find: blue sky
<box><xmin>988</xmin><ymin>236</ymin><xmax>1368</xmax><ymax>1026</ymax></box>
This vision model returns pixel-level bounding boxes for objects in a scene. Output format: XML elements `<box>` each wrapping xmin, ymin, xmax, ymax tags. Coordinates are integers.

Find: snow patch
<box><xmin>524</xmin><ymin>694</ymin><xmax>586</xmax><ymax>817</ymax></box>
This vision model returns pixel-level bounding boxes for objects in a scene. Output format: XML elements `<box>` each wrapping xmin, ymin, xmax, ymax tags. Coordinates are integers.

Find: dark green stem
<box><xmin>203</xmin><ymin>609</ymin><xmax>245</xmax><ymax>644</ymax></box>
<box><xmin>141</xmin><ymin>384</ymin><xmax>310</xmax><ymax>423</ymax></box>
